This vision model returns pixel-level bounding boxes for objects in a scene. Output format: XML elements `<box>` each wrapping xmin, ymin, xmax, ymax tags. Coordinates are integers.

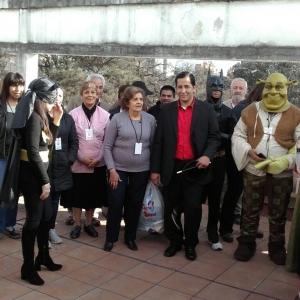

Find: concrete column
<box><xmin>16</xmin><ymin>50</ymin><xmax>38</xmax><ymax>88</ymax></box>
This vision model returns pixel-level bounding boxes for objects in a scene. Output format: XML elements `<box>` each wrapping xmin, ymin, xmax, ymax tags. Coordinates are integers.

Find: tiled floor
<box><xmin>0</xmin><ymin>200</ymin><xmax>299</xmax><ymax>300</ymax></box>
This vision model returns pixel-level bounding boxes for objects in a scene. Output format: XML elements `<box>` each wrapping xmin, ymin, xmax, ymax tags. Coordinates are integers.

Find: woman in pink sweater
<box><xmin>63</xmin><ymin>81</ymin><xmax>110</xmax><ymax>239</ymax></box>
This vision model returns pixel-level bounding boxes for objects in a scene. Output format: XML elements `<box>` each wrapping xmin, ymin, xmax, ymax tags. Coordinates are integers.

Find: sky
<box><xmin>207</xmin><ymin>60</ymin><xmax>240</xmax><ymax>74</ymax></box>
<box><xmin>168</xmin><ymin>59</ymin><xmax>240</xmax><ymax>75</ymax></box>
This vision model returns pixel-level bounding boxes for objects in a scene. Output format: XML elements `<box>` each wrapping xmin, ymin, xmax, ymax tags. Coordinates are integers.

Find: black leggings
<box><xmin>19</xmin><ymin>161</ymin><xmax>52</xmax><ymax>229</ymax></box>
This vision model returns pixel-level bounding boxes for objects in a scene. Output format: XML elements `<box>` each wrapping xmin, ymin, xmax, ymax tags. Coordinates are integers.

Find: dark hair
<box><xmin>0</xmin><ymin>72</ymin><xmax>25</xmax><ymax>102</ymax></box>
<box><xmin>121</xmin><ymin>86</ymin><xmax>145</xmax><ymax>110</ymax></box>
<box><xmin>175</xmin><ymin>72</ymin><xmax>196</xmax><ymax>87</ymax></box>
<box><xmin>79</xmin><ymin>81</ymin><xmax>96</xmax><ymax>96</ymax></box>
<box><xmin>56</xmin><ymin>82</ymin><xmax>64</xmax><ymax>92</ymax></box>
<box><xmin>34</xmin><ymin>100</ymin><xmax>53</xmax><ymax>144</ymax></box>
<box><xmin>118</xmin><ymin>85</ymin><xmax>130</xmax><ymax>100</ymax></box>
<box><xmin>160</xmin><ymin>85</ymin><xmax>175</xmax><ymax>97</ymax></box>
<box><xmin>242</xmin><ymin>82</ymin><xmax>265</xmax><ymax>105</ymax></box>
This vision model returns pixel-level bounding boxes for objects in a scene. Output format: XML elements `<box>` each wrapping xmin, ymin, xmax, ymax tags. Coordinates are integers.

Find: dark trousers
<box><xmin>219</xmin><ymin>156</ymin><xmax>243</xmax><ymax>235</ymax></box>
<box><xmin>106</xmin><ymin>170</ymin><xmax>149</xmax><ymax>243</ymax></box>
<box><xmin>19</xmin><ymin>161</ymin><xmax>52</xmax><ymax>229</ymax></box>
<box><xmin>49</xmin><ymin>191</ymin><xmax>61</xmax><ymax>229</ymax></box>
<box><xmin>164</xmin><ymin>160</ymin><xmax>204</xmax><ymax>247</ymax></box>
<box><xmin>202</xmin><ymin>156</ymin><xmax>226</xmax><ymax>243</ymax></box>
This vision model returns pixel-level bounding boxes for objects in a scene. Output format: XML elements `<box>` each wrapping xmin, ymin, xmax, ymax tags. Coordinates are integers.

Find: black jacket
<box><xmin>210</xmin><ymin>103</ymin><xmax>237</xmax><ymax>155</ymax></box>
<box><xmin>0</xmin><ymin>113</ymin><xmax>60</xmax><ymax>208</ymax></box>
<box><xmin>151</xmin><ymin>99</ymin><xmax>220</xmax><ymax>186</ymax></box>
<box><xmin>48</xmin><ymin>111</ymin><xmax>78</xmax><ymax>192</ymax></box>
<box><xmin>109</xmin><ymin>106</ymin><xmax>121</xmax><ymax>120</ymax></box>
<box><xmin>147</xmin><ymin>101</ymin><xmax>161</xmax><ymax>121</ymax></box>
<box><xmin>0</xmin><ymin>100</ymin><xmax>11</xmax><ymax>159</ymax></box>
<box><xmin>232</xmin><ymin>102</ymin><xmax>248</xmax><ymax>120</ymax></box>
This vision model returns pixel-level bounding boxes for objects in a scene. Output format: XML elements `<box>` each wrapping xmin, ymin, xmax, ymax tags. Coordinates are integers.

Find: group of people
<box><xmin>0</xmin><ymin>69</ymin><xmax>299</xmax><ymax>286</ymax></box>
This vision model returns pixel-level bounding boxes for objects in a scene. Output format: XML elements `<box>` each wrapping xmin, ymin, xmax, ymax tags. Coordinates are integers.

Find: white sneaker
<box><xmin>49</xmin><ymin>229</ymin><xmax>62</xmax><ymax>244</ymax></box>
<box><xmin>209</xmin><ymin>240</ymin><xmax>223</xmax><ymax>251</ymax></box>
<box><xmin>48</xmin><ymin>240</ymin><xmax>52</xmax><ymax>249</ymax></box>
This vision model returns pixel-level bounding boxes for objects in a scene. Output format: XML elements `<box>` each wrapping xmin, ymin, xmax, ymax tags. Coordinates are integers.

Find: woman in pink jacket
<box><xmin>63</xmin><ymin>81</ymin><xmax>110</xmax><ymax>239</ymax></box>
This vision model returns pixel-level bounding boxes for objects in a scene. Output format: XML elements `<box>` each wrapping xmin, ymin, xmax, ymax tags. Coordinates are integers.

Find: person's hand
<box><xmin>151</xmin><ymin>173</ymin><xmax>161</xmax><ymax>186</ymax></box>
<box><xmin>196</xmin><ymin>156</ymin><xmax>211</xmax><ymax>169</ymax></box>
<box><xmin>52</xmin><ymin>102</ymin><xmax>63</xmax><ymax>126</ymax></box>
<box><xmin>81</xmin><ymin>157</ymin><xmax>93</xmax><ymax>166</ymax></box>
<box><xmin>88</xmin><ymin>158</ymin><xmax>99</xmax><ymax>168</ymax></box>
<box><xmin>40</xmin><ymin>183</ymin><xmax>51</xmax><ymax>200</ymax></box>
<box><xmin>109</xmin><ymin>169</ymin><xmax>121</xmax><ymax>189</ymax></box>
<box><xmin>248</xmin><ymin>149</ymin><xmax>265</xmax><ymax>162</ymax></box>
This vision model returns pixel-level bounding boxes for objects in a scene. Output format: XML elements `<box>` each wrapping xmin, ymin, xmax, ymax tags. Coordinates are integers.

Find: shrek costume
<box><xmin>232</xmin><ymin>73</ymin><xmax>300</xmax><ymax>265</ymax></box>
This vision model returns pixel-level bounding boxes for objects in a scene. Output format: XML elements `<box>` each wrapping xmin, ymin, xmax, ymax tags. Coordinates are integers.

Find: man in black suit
<box><xmin>151</xmin><ymin>71</ymin><xmax>220</xmax><ymax>261</ymax></box>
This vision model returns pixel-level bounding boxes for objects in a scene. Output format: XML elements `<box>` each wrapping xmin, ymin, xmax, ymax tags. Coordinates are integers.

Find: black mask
<box><xmin>28</xmin><ymin>77</ymin><xmax>58</xmax><ymax>104</ymax></box>
<box><xmin>11</xmin><ymin>77</ymin><xmax>58</xmax><ymax>131</ymax></box>
<box><xmin>206</xmin><ymin>69</ymin><xmax>224</xmax><ymax>109</ymax></box>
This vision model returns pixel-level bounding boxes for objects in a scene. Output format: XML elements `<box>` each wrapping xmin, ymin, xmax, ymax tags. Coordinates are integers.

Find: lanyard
<box><xmin>129</xmin><ymin>116</ymin><xmax>142</xmax><ymax>143</ymax></box>
<box><xmin>85</xmin><ymin>115</ymin><xmax>93</xmax><ymax>129</ymax></box>
<box><xmin>6</xmin><ymin>101</ymin><xmax>16</xmax><ymax>114</ymax></box>
<box><xmin>267</xmin><ymin>113</ymin><xmax>276</xmax><ymax>127</ymax></box>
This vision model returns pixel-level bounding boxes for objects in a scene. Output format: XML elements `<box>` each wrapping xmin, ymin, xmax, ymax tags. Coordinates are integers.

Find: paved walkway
<box><xmin>0</xmin><ymin>201</ymin><xmax>298</xmax><ymax>300</ymax></box>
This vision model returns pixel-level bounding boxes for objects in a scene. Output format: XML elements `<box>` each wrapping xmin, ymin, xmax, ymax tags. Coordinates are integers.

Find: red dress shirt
<box><xmin>175</xmin><ymin>99</ymin><xmax>195</xmax><ymax>160</ymax></box>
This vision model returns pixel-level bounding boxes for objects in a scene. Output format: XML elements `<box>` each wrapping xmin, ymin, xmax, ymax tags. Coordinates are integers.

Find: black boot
<box><xmin>234</xmin><ymin>236</ymin><xmax>256</xmax><ymax>262</ymax></box>
<box><xmin>268</xmin><ymin>240</ymin><xmax>286</xmax><ymax>265</ymax></box>
<box><xmin>35</xmin><ymin>221</ymin><xmax>62</xmax><ymax>271</ymax></box>
<box><xmin>21</xmin><ymin>227</ymin><xmax>44</xmax><ymax>286</ymax></box>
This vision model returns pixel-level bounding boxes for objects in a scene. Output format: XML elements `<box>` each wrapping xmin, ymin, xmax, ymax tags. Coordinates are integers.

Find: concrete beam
<box><xmin>0</xmin><ymin>0</ymin><xmax>299</xmax><ymax>71</ymax></box>
<box><xmin>1</xmin><ymin>0</ymin><xmax>246</xmax><ymax>9</ymax></box>
<box><xmin>16</xmin><ymin>51</ymin><xmax>38</xmax><ymax>88</ymax></box>
<box><xmin>2</xmin><ymin>42</ymin><xmax>300</xmax><ymax>63</ymax></box>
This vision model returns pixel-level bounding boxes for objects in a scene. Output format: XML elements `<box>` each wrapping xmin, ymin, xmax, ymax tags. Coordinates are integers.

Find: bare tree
<box><xmin>0</xmin><ymin>51</ymin><xmax>16</xmax><ymax>90</ymax></box>
<box><xmin>230</xmin><ymin>61</ymin><xmax>300</xmax><ymax>106</ymax></box>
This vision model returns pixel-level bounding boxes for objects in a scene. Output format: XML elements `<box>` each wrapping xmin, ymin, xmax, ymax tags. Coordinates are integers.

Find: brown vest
<box><xmin>241</xmin><ymin>103</ymin><xmax>300</xmax><ymax>149</ymax></box>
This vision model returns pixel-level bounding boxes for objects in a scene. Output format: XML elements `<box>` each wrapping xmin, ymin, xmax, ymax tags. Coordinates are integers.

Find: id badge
<box><xmin>135</xmin><ymin>143</ymin><xmax>142</xmax><ymax>154</ymax></box>
<box><xmin>55</xmin><ymin>138</ymin><xmax>62</xmax><ymax>150</ymax></box>
<box><xmin>263</xmin><ymin>127</ymin><xmax>273</xmax><ymax>141</ymax></box>
<box><xmin>85</xmin><ymin>129</ymin><xmax>93</xmax><ymax>140</ymax></box>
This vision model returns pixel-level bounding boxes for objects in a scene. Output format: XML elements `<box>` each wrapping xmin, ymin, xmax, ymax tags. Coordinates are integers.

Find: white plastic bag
<box><xmin>138</xmin><ymin>181</ymin><xmax>164</xmax><ymax>234</ymax></box>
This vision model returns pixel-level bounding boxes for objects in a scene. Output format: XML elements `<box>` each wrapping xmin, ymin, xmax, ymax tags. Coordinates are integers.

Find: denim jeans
<box><xmin>0</xmin><ymin>158</ymin><xmax>18</xmax><ymax>233</ymax></box>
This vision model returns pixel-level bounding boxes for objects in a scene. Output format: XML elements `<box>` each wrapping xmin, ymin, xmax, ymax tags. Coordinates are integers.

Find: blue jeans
<box><xmin>0</xmin><ymin>158</ymin><xmax>18</xmax><ymax>233</ymax></box>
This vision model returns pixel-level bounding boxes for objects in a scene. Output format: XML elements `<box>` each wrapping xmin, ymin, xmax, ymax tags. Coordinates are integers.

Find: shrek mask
<box><xmin>257</xmin><ymin>73</ymin><xmax>298</xmax><ymax>113</ymax></box>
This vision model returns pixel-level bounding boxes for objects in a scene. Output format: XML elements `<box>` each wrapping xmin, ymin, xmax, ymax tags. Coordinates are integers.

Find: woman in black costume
<box><xmin>7</xmin><ymin>77</ymin><xmax>64</xmax><ymax>285</ymax></box>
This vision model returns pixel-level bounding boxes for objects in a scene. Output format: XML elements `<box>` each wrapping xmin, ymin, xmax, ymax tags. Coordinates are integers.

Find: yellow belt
<box><xmin>20</xmin><ymin>149</ymin><xmax>49</xmax><ymax>163</ymax></box>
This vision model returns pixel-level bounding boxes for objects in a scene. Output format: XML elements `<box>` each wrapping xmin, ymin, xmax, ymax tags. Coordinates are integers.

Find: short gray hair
<box><xmin>86</xmin><ymin>74</ymin><xmax>105</xmax><ymax>87</ymax></box>
<box><xmin>231</xmin><ymin>78</ymin><xmax>247</xmax><ymax>90</ymax></box>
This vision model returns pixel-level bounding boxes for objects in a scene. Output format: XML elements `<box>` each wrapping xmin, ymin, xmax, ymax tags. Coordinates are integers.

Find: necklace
<box><xmin>6</xmin><ymin>100</ymin><xmax>17</xmax><ymax>114</ymax></box>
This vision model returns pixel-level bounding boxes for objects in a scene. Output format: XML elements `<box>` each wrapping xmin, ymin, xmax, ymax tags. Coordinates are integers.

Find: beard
<box><xmin>231</xmin><ymin>94</ymin><xmax>245</xmax><ymax>103</ymax></box>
